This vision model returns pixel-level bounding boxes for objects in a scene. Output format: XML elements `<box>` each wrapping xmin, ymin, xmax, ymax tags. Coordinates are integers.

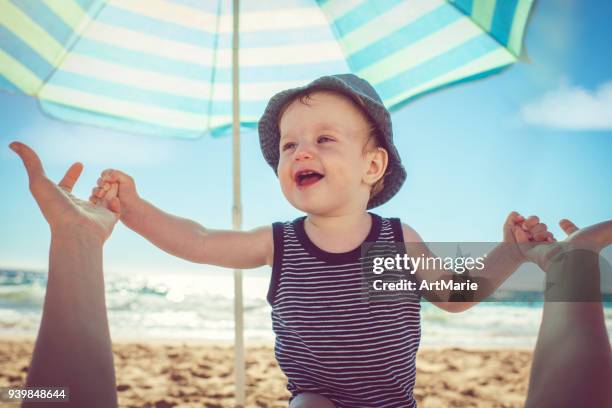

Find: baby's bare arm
<box><xmin>126</xmin><ymin>198</ymin><xmax>273</xmax><ymax>268</ymax></box>
<box><xmin>401</xmin><ymin>220</ymin><xmax>525</xmax><ymax>312</ymax></box>
<box><xmin>401</xmin><ymin>223</ymin><xmax>471</xmax><ymax>312</ymax></box>
<box><xmin>93</xmin><ymin>170</ymin><xmax>273</xmax><ymax>268</ymax></box>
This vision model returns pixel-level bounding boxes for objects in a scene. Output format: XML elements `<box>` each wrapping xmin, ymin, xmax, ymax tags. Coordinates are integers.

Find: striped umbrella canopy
<box><xmin>0</xmin><ymin>0</ymin><xmax>535</xmax><ymax>405</ymax></box>
<box><xmin>0</xmin><ymin>0</ymin><xmax>534</xmax><ymax>137</ymax></box>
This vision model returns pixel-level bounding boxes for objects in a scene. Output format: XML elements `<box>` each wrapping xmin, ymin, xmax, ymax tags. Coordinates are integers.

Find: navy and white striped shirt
<box><xmin>268</xmin><ymin>213</ymin><xmax>421</xmax><ymax>408</ymax></box>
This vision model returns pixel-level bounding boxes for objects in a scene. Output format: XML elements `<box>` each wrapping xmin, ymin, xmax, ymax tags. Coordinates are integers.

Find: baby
<box><xmin>91</xmin><ymin>74</ymin><xmax>552</xmax><ymax>408</ymax></box>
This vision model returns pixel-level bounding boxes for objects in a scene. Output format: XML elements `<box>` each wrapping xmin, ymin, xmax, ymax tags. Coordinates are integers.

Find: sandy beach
<box><xmin>0</xmin><ymin>338</ymin><xmax>533</xmax><ymax>407</ymax></box>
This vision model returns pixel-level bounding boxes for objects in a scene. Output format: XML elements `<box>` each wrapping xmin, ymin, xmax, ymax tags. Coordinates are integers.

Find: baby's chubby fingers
<box><xmin>530</xmin><ymin>222</ymin><xmax>547</xmax><ymax>236</ymax></box>
<box><xmin>521</xmin><ymin>215</ymin><xmax>540</xmax><ymax>231</ymax></box>
<box><xmin>101</xmin><ymin>169</ymin><xmax>114</xmax><ymax>180</ymax></box>
<box><xmin>109</xmin><ymin>196</ymin><xmax>121</xmax><ymax>215</ymax></box>
<box><xmin>104</xmin><ymin>182</ymin><xmax>119</xmax><ymax>200</ymax></box>
<box><xmin>532</xmin><ymin>230</ymin><xmax>555</xmax><ymax>242</ymax></box>
<box><xmin>102</xmin><ymin>182</ymin><xmax>117</xmax><ymax>199</ymax></box>
<box><xmin>505</xmin><ymin>211</ymin><xmax>525</xmax><ymax>224</ymax></box>
<box><xmin>101</xmin><ymin>168</ymin><xmax>132</xmax><ymax>184</ymax></box>
<box><xmin>504</xmin><ymin>211</ymin><xmax>530</xmax><ymax>243</ymax></box>
<box><xmin>99</xmin><ymin>169</ymin><xmax>138</xmax><ymax>205</ymax></box>
<box><xmin>91</xmin><ymin>186</ymin><xmax>107</xmax><ymax>198</ymax></box>
<box><xmin>504</xmin><ymin>211</ymin><xmax>525</xmax><ymax>232</ymax></box>
<box><xmin>96</xmin><ymin>177</ymin><xmax>111</xmax><ymax>189</ymax></box>
<box><xmin>527</xmin><ymin>221</ymin><xmax>557</xmax><ymax>243</ymax></box>
<box><xmin>101</xmin><ymin>183</ymin><xmax>121</xmax><ymax>216</ymax></box>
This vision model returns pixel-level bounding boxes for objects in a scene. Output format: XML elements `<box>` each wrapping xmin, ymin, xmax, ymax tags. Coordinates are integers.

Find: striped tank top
<box><xmin>268</xmin><ymin>212</ymin><xmax>422</xmax><ymax>408</ymax></box>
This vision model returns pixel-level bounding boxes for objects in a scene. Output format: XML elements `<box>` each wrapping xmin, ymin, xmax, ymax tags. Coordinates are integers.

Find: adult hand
<box><xmin>559</xmin><ymin>219</ymin><xmax>612</xmax><ymax>251</ymax></box>
<box><xmin>9</xmin><ymin>141</ymin><xmax>119</xmax><ymax>243</ymax></box>
<box><xmin>524</xmin><ymin>218</ymin><xmax>611</xmax><ymax>272</ymax></box>
<box><xmin>11</xmin><ymin>141</ymin><xmax>121</xmax><ymax>407</ymax></box>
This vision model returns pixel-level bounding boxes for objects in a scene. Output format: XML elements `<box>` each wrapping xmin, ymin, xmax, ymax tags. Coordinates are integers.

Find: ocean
<box><xmin>1</xmin><ymin>268</ymin><xmax>611</xmax><ymax>348</ymax></box>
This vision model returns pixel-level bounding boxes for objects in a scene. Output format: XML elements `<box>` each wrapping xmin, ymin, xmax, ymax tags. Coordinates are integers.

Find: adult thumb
<box><xmin>9</xmin><ymin>142</ymin><xmax>45</xmax><ymax>183</ymax></box>
<box><xmin>559</xmin><ymin>219</ymin><xmax>579</xmax><ymax>236</ymax></box>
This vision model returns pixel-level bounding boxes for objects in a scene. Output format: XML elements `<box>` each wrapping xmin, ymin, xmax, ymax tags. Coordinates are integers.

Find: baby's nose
<box><xmin>294</xmin><ymin>146</ymin><xmax>314</xmax><ymax>161</ymax></box>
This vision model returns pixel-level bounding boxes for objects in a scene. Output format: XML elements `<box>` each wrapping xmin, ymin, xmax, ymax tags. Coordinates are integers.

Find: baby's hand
<box><xmin>504</xmin><ymin>212</ymin><xmax>554</xmax><ymax>243</ymax></box>
<box><xmin>89</xmin><ymin>169</ymin><xmax>140</xmax><ymax>221</ymax></box>
<box><xmin>90</xmin><ymin>181</ymin><xmax>121</xmax><ymax>215</ymax></box>
<box><xmin>517</xmin><ymin>215</ymin><xmax>555</xmax><ymax>243</ymax></box>
<box><xmin>503</xmin><ymin>212</ymin><xmax>555</xmax><ymax>263</ymax></box>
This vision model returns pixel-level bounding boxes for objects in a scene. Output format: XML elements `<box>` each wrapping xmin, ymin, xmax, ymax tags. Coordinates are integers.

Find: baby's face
<box><xmin>277</xmin><ymin>91</ymin><xmax>374</xmax><ymax>215</ymax></box>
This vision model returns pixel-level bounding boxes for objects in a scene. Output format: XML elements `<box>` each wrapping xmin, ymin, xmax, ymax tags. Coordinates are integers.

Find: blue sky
<box><xmin>1</xmin><ymin>0</ymin><xmax>611</xmax><ymax>275</ymax></box>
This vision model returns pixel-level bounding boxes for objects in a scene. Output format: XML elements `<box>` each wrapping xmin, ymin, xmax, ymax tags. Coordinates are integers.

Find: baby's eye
<box><xmin>317</xmin><ymin>135</ymin><xmax>333</xmax><ymax>143</ymax></box>
<box><xmin>282</xmin><ymin>142</ymin><xmax>296</xmax><ymax>151</ymax></box>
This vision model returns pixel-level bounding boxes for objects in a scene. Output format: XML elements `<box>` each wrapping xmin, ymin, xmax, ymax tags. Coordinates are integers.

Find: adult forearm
<box><xmin>25</xmin><ymin>228</ymin><xmax>117</xmax><ymax>408</ymax></box>
<box><xmin>122</xmin><ymin>198</ymin><xmax>207</xmax><ymax>262</ymax></box>
<box><xmin>526</xmin><ymin>249</ymin><xmax>611</xmax><ymax>408</ymax></box>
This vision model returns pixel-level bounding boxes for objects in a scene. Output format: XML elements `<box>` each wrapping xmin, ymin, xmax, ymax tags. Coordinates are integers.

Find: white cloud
<box><xmin>520</xmin><ymin>80</ymin><xmax>612</xmax><ymax>131</ymax></box>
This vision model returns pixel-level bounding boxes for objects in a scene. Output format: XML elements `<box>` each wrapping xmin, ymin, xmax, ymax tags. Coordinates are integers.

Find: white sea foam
<box><xmin>1</xmin><ymin>269</ymin><xmax>610</xmax><ymax>347</ymax></box>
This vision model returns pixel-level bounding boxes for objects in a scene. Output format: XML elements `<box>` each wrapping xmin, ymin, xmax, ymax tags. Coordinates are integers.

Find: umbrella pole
<box><xmin>231</xmin><ymin>0</ymin><xmax>245</xmax><ymax>406</ymax></box>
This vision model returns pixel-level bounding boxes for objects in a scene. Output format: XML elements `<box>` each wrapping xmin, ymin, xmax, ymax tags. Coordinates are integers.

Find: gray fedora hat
<box><xmin>258</xmin><ymin>73</ymin><xmax>406</xmax><ymax>209</ymax></box>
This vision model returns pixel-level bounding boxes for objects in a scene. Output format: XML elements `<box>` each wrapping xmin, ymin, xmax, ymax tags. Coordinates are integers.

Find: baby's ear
<box><xmin>366</xmin><ymin>147</ymin><xmax>388</xmax><ymax>179</ymax></box>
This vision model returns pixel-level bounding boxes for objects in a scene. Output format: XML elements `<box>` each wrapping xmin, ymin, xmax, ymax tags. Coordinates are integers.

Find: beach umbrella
<box><xmin>0</xmin><ymin>0</ymin><xmax>535</xmax><ymax>404</ymax></box>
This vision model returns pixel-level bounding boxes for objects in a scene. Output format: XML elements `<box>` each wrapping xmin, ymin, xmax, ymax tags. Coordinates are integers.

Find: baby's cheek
<box><xmin>278</xmin><ymin>171</ymin><xmax>294</xmax><ymax>194</ymax></box>
<box><xmin>337</xmin><ymin>161</ymin><xmax>363</xmax><ymax>184</ymax></box>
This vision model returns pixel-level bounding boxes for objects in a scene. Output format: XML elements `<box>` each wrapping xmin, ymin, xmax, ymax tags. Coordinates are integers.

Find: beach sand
<box><xmin>0</xmin><ymin>339</ymin><xmax>532</xmax><ymax>407</ymax></box>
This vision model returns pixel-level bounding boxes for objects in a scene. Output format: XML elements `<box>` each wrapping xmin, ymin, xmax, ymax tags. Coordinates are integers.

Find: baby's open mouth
<box><xmin>294</xmin><ymin>169</ymin><xmax>324</xmax><ymax>188</ymax></box>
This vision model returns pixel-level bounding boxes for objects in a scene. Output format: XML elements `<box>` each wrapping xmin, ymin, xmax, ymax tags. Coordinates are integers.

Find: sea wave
<box><xmin>1</xmin><ymin>269</ymin><xmax>610</xmax><ymax>346</ymax></box>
